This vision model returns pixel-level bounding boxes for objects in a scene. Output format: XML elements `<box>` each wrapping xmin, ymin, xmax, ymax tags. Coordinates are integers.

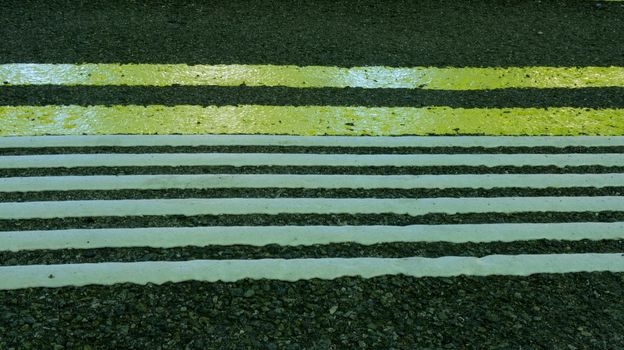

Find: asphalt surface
<box><xmin>2</xmin><ymin>0</ymin><xmax>624</xmax><ymax>349</ymax></box>
<box><xmin>2</xmin><ymin>273</ymin><xmax>622</xmax><ymax>349</ymax></box>
<box><xmin>2</xmin><ymin>187</ymin><xmax>624</xmax><ymax>202</ymax></box>
<box><xmin>3</xmin><ymin>86</ymin><xmax>624</xmax><ymax>108</ymax></box>
<box><xmin>1</xmin><ymin>0</ymin><xmax>623</xmax><ymax>66</ymax></box>
<box><xmin>2</xmin><ymin>240</ymin><xmax>624</xmax><ymax>265</ymax></box>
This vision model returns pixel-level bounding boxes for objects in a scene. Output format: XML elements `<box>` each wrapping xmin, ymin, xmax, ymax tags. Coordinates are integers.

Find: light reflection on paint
<box><xmin>0</xmin><ymin>105</ymin><xmax>622</xmax><ymax>136</ymax></box>
<box><xmin>1</xmin><ymin>64</ymin><xmax>623</xmax><ymax>89</ymax></box>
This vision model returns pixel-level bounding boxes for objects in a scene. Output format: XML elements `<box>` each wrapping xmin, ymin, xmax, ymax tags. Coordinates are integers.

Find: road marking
<box><xmin>2</xmin><ymin>223</ymin><xmax>623</xmax><ymax>251</ymax></box>
<box><xmin>1</xmin><ymin>64</ymin><xmax>623</xmax><ymax>90</ymax></box>
<box><xmin>1</xmin><ymin>135</ymin><xmax>624</xmax><ymax>148</ymax></box>
<box><xmin>2</xmin><ymin>254</ymin><xmax>623</xmax><ymax>289</ymax></box>
<box><xmin>0</xmin><ymin>197</ymin><xmax>622</xmax><ymax>219</ymax></box>
<box><xmin>1</xmin><ymin>105</ymin><xmax>623</xmax><ymax>136</ymax></box>
<box><xmin>1</xmin><ymin>174</ymin><xmax>623</xmax><ymax>192</ymax></box>
<box><xmin>1</xmin><ymin>136</ymin><xmax>622</xmax><ymax>289</ymax></box>
<box><xmin>1</xmin><ymin>153</ymin><xmax>622</xmax><ymax>169</ymax></box>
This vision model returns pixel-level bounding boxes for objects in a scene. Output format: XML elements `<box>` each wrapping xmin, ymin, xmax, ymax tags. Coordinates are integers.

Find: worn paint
<box><xmin>1</xmin><ymin>64</ymin><xmax>623</xmax><ymax>89</ymax></box>
<box><xmin>0</xmin><ymin>105</ymin><xmax>622</xmax><ymax>136</ymax></box>
<box><xmin>2</xmin><ymin>135</ymin><xmax>624</xmax><ymax>148</ymax></box>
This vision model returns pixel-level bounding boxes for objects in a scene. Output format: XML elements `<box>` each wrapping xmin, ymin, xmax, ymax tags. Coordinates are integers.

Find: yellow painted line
<box><xmin>3</xmin><ymin>135</ymin><xmax>624</xmax><ymax>148</ymax></box>
<box><xmin>1</xmin><ymin>64</ymin><xmax>623</xmax><ymax>90</ymax></box>
<box><xmin>0</xmin><ymin>105</ymin><xmax>622</xmax><ymax>136</ymax></box>
<box><xmin>2</xmin><ymin>135</ymin><xmax>624</xmax><ymax>148</ymax></box>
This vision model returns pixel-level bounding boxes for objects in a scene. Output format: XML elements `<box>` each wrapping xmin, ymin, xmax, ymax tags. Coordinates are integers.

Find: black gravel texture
<box><xmin>1</xmin><ymin>0</ymin><xmax>623</xmax><ymax>66</ymax></box>
<box><xmin>1</xmin><ymin>273</ymin><xmax>623</xmax><ymax>349</ymax></box>
<box><xmin>2</xmin><ymin>165</ymin><xmax>624</xmax><ymax>178</ymax></box>
<box><xmin>3</xmin><ymin>86</ymin><xmax>624</xmax><ymax>108</ymax></box>
<box><xmin>3</xmin><ymin>212</ymin><xmax>624</xmax><ymax>232</ymax></box>
<box><xmin>2</xmin><ymin>187</ymin><xmax>623</xmax><ymax>202</ymax></box>
<box><xmin>4</xmin><ymin>145</ymin><xmax>624</xmax><ymax>155</ymax></box>
<box><xmin>2</xmin><ymin>240</ymin><xmax>624</xmax><ymax>266</ymax></box>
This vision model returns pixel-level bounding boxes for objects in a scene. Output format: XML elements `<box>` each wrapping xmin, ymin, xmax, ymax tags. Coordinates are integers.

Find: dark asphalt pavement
<box><xmin>1</xmin><ymin>0</ymin><xmax>623</xmax><ymax>67</ymax></box>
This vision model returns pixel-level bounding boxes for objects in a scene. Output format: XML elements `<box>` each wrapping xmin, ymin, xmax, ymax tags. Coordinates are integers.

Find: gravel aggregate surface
<box><xmin>4</xmin><ymin>146</ymin><xmax>624</xmax><ymax>155</ymax></box>
<box><xmin>2</xmin><ymin>187</ymin><xmax>623</xmax><ymax>202</ymax></box>
<box><xmin>2</xmin><ymin>0</ymin><xmax>622</xmax><ymax>66</ymax></box>
<box><xmin>1</xmin><ymin>273</ymin><xmax>623</xmax><ymax>349</ymax></box>
<box><xmin>2</xmin><ymin>240</ymin><xmax>624</xmax><ymax>266</ymax></box>
<box><xmin>3</xmin><ymin>212</ymin><xmax>624</xmax><ymax>232</ymax></box>
<box><xmin>3</xmin><ymin>86</ymin><xmax>624</xmax><ymax>108</ymax></box>
<box><xmin>2</xmin><ymin>165</ymin><xmax>623</xmax><ymax>178</ymax></box>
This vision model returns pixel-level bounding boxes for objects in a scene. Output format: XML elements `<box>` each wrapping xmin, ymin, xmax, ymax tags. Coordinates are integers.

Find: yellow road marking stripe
<box><xmin>0</xmin><ymin>135</ymin><xmax>624</xmax><ymax>148</ymax></box>
<box><xmin>2</xmin><ymin>135</ymin><xmax>624</xmax><ymax>148</ymax></box>
<box><xmin>1</xmin><ymin>64</ymin><xmax>623</xmax><ymax>90</ymax></box>
<box><xmin>0</xmin><ymin>105</ymin><xmax>622</xmax><ymax>136</ymax></box>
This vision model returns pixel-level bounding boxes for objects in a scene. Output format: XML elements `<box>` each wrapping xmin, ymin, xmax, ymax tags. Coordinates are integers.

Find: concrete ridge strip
<box><xmin>1</xmin><ymin>153</ymin><xmax>623</xmax><ymax>169</ymax></box>
<box><xmin>1</xmin><ymin>197</ymin><xmax>623</xmax><ymax>219</ymax></box>
<box><xmin>1</xmin><ymin>173</ymin><xmax>623</xmax><ymax>192</ymax></box>
<box><xmin>2</xmin><ymin>222</ymin><xmax>623</xmax><ymax>251</ymax></box>
<box><xmin>1</xmin><ymin>253</ymin><xmax>623</xmax><ymax>290</ymax></box>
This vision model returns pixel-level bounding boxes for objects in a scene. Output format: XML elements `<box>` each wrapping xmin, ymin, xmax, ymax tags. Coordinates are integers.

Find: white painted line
<box><xmin>2</xmin><ymin>253</ymin><xmax>623</xmax><ymax>289</ymax></box>
<box><xmin>2</xmin><ymin>222</ymin><xmax>623</xmax><ymax>251</ymax></box>
<box><xmin>1</xmin><ymin>173</ymin><xmax>622</xmax><ymax>192</ymax></box>
<box><xmin>1</xmin><ymin>197</ymin><xmax>622</xmax><ymax>220</ymax></box>
<box><xmin>1</xmin><ymin>135</ymin><xmax>624</xmax><ymax>148</ymax></box>
<box><xmin>1</xmin><ymin>153</ymin><xmax>623</xmax><ymax>169</ymax></box>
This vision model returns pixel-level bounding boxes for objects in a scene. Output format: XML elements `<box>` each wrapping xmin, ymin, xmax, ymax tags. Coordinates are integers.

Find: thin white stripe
<box><xmin>1</xmin><ymin>173</ymin><xmax>622</xmax><ymax>192</ymax></box>
<box><xmin>1</xmin><ymin>153</ymin><xmax>623</xmax><ymax>169</ymax></box>
<box><xmin>0</xmin><ymin>197</ymin><xmax>622</xmax><ymax>220</ymax></box>
<box><xmin>1</xmin><ymin>135</ymin><xmax>623</xmax><ymax>148</ymax></box>
<box><xmin>2</xmin><ymin>254</ymin><xmax>623</xmax><ymax>289</ymax></box>
<box><xmin>2</xmin><ymin>223</ymin><xmax>623</xmax><ymax>251</ymax></box>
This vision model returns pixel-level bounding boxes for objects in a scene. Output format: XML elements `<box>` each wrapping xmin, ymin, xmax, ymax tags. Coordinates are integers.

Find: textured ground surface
<box><xmin>1</xmin><ymin>0</ymin><xmax>624</xmax><ymax>349</ymax></box>
<box><xmin>1</xmin><ymin>0</ymin><xmax>623</xmax><ymax>67</ymax></box>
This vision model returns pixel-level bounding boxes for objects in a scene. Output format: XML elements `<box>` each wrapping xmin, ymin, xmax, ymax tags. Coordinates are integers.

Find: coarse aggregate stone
<box><xmin>2</xmin><ymin>86</ymin><xmax>624</xmax><ymax>109</ymax></box>
<box><xmin>2</xmin><ymin>240</ymin><xmax>623</xmax><ymax>266</ymax></box>
<box><xmin>3</xmin><ymin>212</ymin><xmax>624</xmax><ymax>232</ymax></box>
<box><xmin>1</xmin><ymin>273</ymin><xmax>623</xmax><ymax>349</ymax></box>
<box><xmin>3</xmin><ymin>146</ymin><xmax>624</xmax><ymax>156</ymax></box>
<box><xmin>1</xmin><ymin>187</ymin><xmax>623</xmax><ymax>202</ymax></box>
<box><xmin>2</xmin><ymin>165</ymin><xmax>623</xmax><ymax>178</ymax></box>
<box><xmin>1</xmin><ymin>0</ymin><xmax>623</xmax><ymax>66</ymax></box>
